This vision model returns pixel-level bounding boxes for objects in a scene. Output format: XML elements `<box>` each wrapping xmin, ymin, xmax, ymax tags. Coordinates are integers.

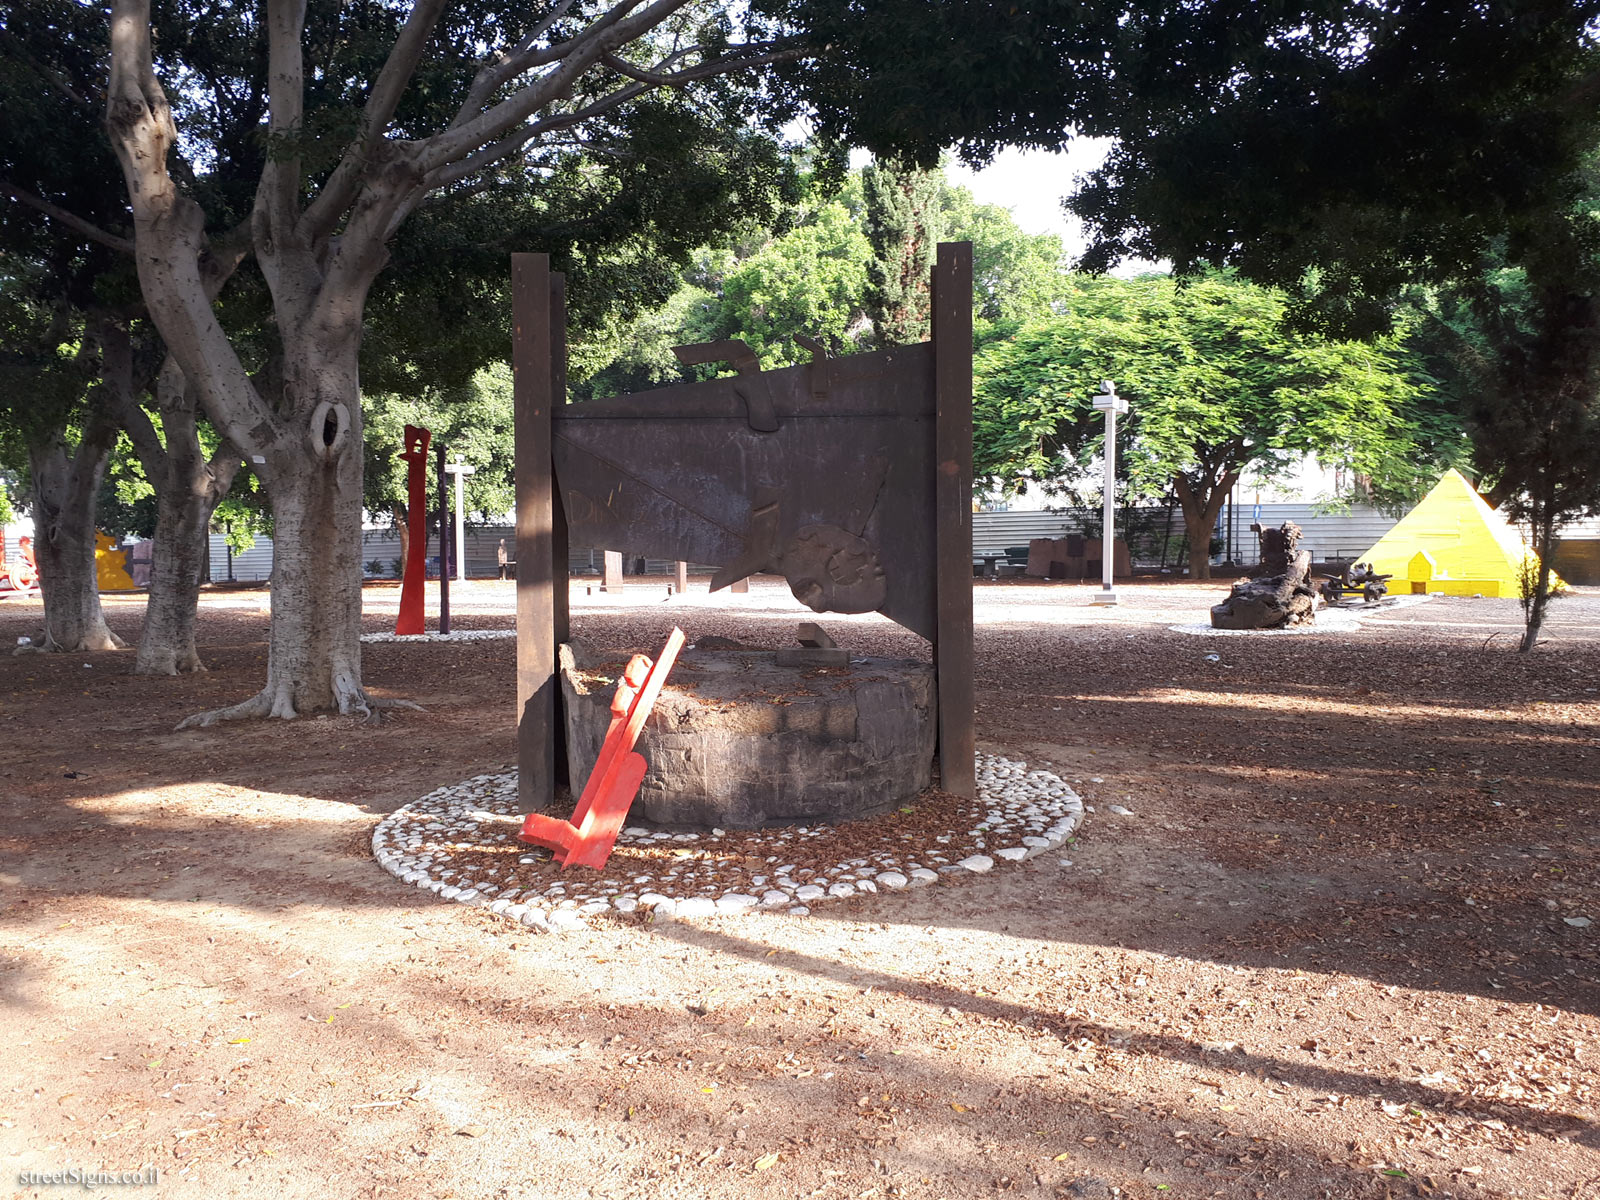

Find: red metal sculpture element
<box><xmin>395</xmin><ymin>424</ymin><xmax>431</xmax><ymax>636</ymax></box>
<box><xmin>518</xmin><ymin>626</ymin><xmax>686</xmax><ymax>870</ymax></box>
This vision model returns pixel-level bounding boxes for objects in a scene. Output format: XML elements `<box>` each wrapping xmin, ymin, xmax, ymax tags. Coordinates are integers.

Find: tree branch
<box><xmin>107</xmin><ymin>0</ymin><xmax>279</xmax><ymax>465</ymax></box>
<box><xmin>116</xmin><ymin>378</ymin><xmax>170</xmax><ymax>484</ymax></box>
<box><xmin>417</xmin><ymin>37</ymin><xmax>802</xmax><ymax>198</ymax></box>
<box><xmin>452</xmin><ymin>0</ymin><xmax>646</xmax><ymax>124</ymax></box>
<box><xmin>415</xmin><ymin>0</ymin><xmax>693</xmax><ymax>176</ymax></box>
<box><xmin>299</xmin><ymin>0</ymin><xmax>452</xmax><ymax>243</ymax></box>
<box><xmin>416</xmin><ymin>79</ymin><xmax>652</xmax><ymax>195</ymax></box>
<box><xmin>454</xmin><ymin>0</ymin><xmax>586</xmax><ymax>118</ymax></box>
<box><xmin>600</xmin><ymin>42</ymin><xmax>802</xmax><ymax>87</ymax></box>
<box><xmin>256</xmin><ymin>0</ymin><xmax>308</xmax><ymax>242</ymax></box>
<box><xmin>0</xmin><ymin>182</ymin><xmax>134</xmax><ymax>256</ymax></box>
<box><xmin>0</xmin><ymin>29</ymin><xmax>96</xmax><ymax>109</ymax></box>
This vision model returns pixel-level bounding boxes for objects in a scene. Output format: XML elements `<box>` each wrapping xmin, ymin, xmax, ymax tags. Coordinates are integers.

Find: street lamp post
<box><xmin>444</xmin><ymin>458</ymin><xmax>476</xmax><ymax>582</ymax></box>
<box><xmin>1090</xmin><ymin>380</ymin><xmax>1127</xmax><ymax>606</ymax></box>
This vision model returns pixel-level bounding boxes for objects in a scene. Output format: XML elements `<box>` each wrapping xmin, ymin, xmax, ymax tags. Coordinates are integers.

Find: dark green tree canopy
<box><xmin>1065</xmin><ymin>0</ymin><xmax>1600</xmax><ymax>336</ymax></box>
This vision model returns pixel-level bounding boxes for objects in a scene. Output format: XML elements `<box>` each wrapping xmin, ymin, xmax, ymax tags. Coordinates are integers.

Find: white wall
<box><xmin>974</xmin><ymin>502</ymin><xmax>1399</xmax><ymax>566</ymax></box>
<box><xmin>206</xmin><ymin>503</ymin><xmax>1408</xmax><ymax>581</ymax></box>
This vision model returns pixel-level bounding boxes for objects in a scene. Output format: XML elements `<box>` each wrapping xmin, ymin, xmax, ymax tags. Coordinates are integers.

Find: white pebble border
<box><xmin>361</xmin><ymin>629</ymin><xmax>517</xmax><ymax>643</ymax></box>
<box><xmin>1169</xmin><ymin>609</ymin><xmax>1365</xmax><ymax>637</ymax></box>
<box><xmin>1169</xmin><ymin>592</ymin><xmax>1435</xmax><ymax>638</ymax></box>
<box><xmin>371</xmin><ymin>751</ymin><xmax>1084</xmax><ymax>934</ymax></box>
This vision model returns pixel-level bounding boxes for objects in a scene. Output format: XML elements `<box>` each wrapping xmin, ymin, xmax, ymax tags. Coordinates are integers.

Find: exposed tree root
<box><xmin>368</xmin><ymin>696</ymin><xmax>427</xmax><ymax>720</ymax></box>
<box><xmin>133</xmin><ymin>646</ymin><xmax>207</xmax><ymax>676</ymax></box>
<box><xmin>177</xmin><ymin>683</ymin><xmax>423</xmax><ymax>729</ymax></box>
<box><xmin>176</xmin><ymin>689</ymin><xmax>275</xmax><ymax>730</ymax></box>
<box><xmin>13</xmin><ymin>628</ymin><xmax>127</xmax><ymax>654</ymax></box>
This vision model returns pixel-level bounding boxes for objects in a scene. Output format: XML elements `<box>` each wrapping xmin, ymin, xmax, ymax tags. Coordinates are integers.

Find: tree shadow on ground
<box><xmin>645</xmin><ymin>919</ymin><xmax>1599</xmax><ymax>1153</ymax></box>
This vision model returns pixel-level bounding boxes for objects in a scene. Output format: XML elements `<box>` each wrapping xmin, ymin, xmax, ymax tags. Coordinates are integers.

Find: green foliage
<box><xmin>973</xmin><ymin>273</ymin><xmax>1448</xmax><ymax>503</ymax></box>
<box><xmin>708</xmin><ymin>198</ymin><xmax>874</xmax><ymax>366</ymax></box>
<box><xmin>571</xmin><ymin>284</ymin><xmax>721</xmax><ymax>402</ymax></box>
<box><xmin>940</xmin><ymin>185</ymin><xmax>1069</xmax><ymax>335</ymax></box>
<box><xmin>362</xmin><ymin>98</ymin><xmax>802</xmax><ymax>398</ymax></box>
<box><xmin>0</xmin><ymin>273</ymin><xmax>100</xmax><ymax>461</ymax></box>
<box><xmin>96</xmin><ymin>433</ymin><xmax>157</xmax><ymax>540</ymax></box>
<box><xmin>862</xmin><ymin>161</ymin><xmax>943</xmax><ymax>345</ymax></box>
<box><xmin>1404</xmin><ymin>172</ymin><xmax>1600</xmax><ymax>647</ymax></box>
<box><xmin>572</xmin><ymin>159</ymin><xmax>1077</xmax><ymax>392</ymax></box>
<box><xmin>1063</xmin><ymin>2</ymin><xmax>1600</xmax><ymax>340</ymax></box>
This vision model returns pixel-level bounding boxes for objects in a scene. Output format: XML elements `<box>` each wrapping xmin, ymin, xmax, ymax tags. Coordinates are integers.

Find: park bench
<box><xmin>973</xmin><ymin>545</ymin><xmax>1031</xmax><ymax>578</ymax></box>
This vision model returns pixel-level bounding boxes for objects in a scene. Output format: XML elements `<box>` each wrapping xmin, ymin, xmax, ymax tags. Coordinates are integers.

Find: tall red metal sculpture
<box><xmin>395</xmin><ymin>424</ymin><xmax>431</xmax><ymax>636</ymax></box>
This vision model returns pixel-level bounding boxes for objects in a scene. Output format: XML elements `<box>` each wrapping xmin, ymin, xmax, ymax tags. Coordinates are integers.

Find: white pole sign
<box><xmin>444</xmin><ymin>459</ymin><xmax>476</xmax><ymax>581</ymax></box>
<box><xmin>1090</xmin><ymin>381</ymin><xmax>1127</xmax><ymax>606</ymax></box>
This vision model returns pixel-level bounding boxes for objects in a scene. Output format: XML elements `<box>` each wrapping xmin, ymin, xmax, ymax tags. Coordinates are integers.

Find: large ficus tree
<box><xmin>2</xmin><ymin>0</ymin><xmax>252</xmax><ymax>672</ymax></box>
<box><xmin>98</xmin><ymin>0</ymin><xmax>807</xmax><ymax>724</ymax></box>
<box><xmin>76</xmin><ymin>0</ymin><xmax>1600</xmax><ymax>719</ymax></box>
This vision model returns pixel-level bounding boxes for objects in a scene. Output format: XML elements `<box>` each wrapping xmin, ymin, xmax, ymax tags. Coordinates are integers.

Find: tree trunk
<box><xmin>25</xmin><ymin>415</ymin><xmax>126</xmax><ymax>654</ymax></box>
<box><xmin>108</xmin><ymin>0</ymin><xmax>399</xmax><ymax>724</ymax></box>
<box><xmin>1185</xmin><ymin>522</ymin><xmax>1214</xmax><ymax>580</ymax></box>
<box><xmin>125</xmin><ymin>362</ymin><xmax>243</xmax><ymax>675</ymax></box>
<box><xmin>1518</xmin><ymin>505</ymin><xmax>1557</xmax><ymax>653</ymax></box>
<box><xmin>134</xmin><ymin>483</ymin><xmax>224</xmax><ymax>673</ymax></box>
<box><xmin>178</xmin><ymin>380</ymin><xmax>374</xmax><ymax>726</ymax></box>
<box><xmin>1173</xmin><ymin>468</ymin><xmax>1241</xmax><ymax>582</ymax></box>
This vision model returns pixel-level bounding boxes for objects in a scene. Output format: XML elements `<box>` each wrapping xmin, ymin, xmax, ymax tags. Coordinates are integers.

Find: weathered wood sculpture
<box><xmin>1211</xmin><ymin>521</ymin><xmax>1317</xmax><ymax>629</ymax></box>
<box><xmin>511</xmin><ymin>245</ymin><xmax>976</xmax><ymax>813</ymax></box>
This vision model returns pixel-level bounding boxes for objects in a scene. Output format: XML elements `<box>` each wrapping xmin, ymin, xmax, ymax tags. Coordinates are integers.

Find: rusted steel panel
<box><xmin>552</xmin><ymin>344</ymin><xmax>938</xmax><ymax>639</ymax></box>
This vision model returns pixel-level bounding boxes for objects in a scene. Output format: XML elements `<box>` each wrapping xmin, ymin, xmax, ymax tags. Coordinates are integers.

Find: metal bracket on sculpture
<box><xmin>518</xmin><ymin>627</ymin><xmax>687</xmax><ymax>870</ymax></box>
<box><xmin>795</xmin><ymin>334</ymin><xmax>829</xmax><ymax>401</ymax></box>
<box><xmin>672</xmin><ymin>339</ymin><xmax>779</xmax><ymax>432</ymax></box>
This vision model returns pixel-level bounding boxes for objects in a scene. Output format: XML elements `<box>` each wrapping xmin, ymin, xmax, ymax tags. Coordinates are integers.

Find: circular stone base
<box><xmin>370</xmin><ymin>751</ymin><xmax>1086</xmax><ymax>933</ymax></box>
<box><xmin>1170</xmin><ymin>592</ymin><xmax>1433</xmax><ymax>636</ymax></box>
<box><xmin>560</xmin><ymin>641</ymin><xmax>935</xmax><ymax>828</ymax></box>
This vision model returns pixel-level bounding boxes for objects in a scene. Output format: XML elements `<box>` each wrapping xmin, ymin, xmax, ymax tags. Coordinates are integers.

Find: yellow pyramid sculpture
<box><xmin>95</xmin><ymin>530</ymin><xmax>137</xmax><ymax>591</ymax></box>
<box><xmin>1356</xmin><ymin>469</ymin><xmax>1553</xmax><ymax>598</ymax></box>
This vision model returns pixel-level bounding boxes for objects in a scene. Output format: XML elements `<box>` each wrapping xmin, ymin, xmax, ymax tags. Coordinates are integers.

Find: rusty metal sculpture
<box><xmin>510</xmin><ymin>246</ymin><xmax>976</xmax><ymax>814</ymax></box>
<box><xmin>1319</xmin><ymin>561</ymin><xmax>1393</xmax><ymax>605</ymax></box>
<box><xmin>395</xmin><ymin>424</ymin><xmax>431</xmax><ymax>636</ymax></box>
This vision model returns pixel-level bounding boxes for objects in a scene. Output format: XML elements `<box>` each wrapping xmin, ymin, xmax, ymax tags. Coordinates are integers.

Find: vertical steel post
<box><xmin>931</xmin><ymin>242</ymin><xmax>976</xmax><ymax>799</ymax></box>
<box><xmin>514</xmin><ymin>254</ymin><xmax>556</xmax><ymax>811</ymax></box>
<box><xmin>436</xmin><ymin>440</ymin><xmax>450</xmax><ymax>634</ymax></box>
<box><xmin>1091</xmin><ymin>380</ymin><xmax>1126</xmax><ymax>605</ymax></box>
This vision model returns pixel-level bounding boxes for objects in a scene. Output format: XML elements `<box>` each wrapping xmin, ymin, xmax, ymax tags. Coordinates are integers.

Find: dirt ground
<box><xmin>1</xmin><ymin>577</ymin><xmax>1596</xmax><ymax>1200</ymax></box>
